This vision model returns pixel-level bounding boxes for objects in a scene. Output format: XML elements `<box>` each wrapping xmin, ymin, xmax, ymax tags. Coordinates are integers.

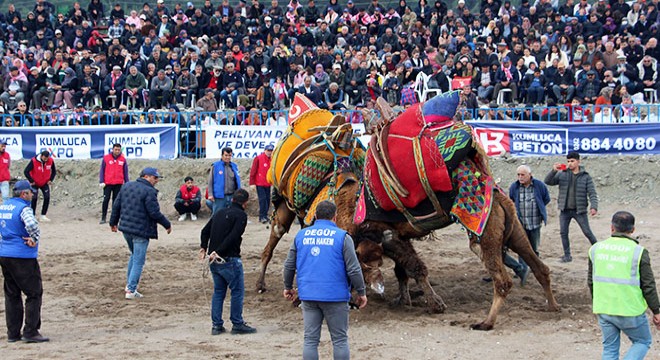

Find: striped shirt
<box><xmin>20</xmin><ymin>207</ymin><xmax>40</xmax><ymax>242</ymax></box>
<box><xmin>518</xmin><ymin>184</ymin><xmax>542</xmax><ymax>231</ymax></box>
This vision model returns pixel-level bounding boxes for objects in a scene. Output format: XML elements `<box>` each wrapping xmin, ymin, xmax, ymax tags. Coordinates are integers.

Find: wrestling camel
<box><xmin>351</xmin><ymin>93</ymin><xmax>559</xmax><ymax>330</ymax></box>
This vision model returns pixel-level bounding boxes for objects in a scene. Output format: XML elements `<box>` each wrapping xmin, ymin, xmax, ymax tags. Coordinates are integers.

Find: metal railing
<box><xmin>3</xmin><ymin>103</ymin><xmax>659</xmax><ymax>158</ymax></box>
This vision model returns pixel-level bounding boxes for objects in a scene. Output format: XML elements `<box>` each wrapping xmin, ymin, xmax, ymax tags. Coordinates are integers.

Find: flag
<box><xmin>288</xmin><ymin>93</ymin><xmax>318</xmax><ymax>124</ymax></box>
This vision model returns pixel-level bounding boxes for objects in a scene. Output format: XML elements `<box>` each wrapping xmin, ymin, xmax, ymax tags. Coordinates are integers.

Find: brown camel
<box><xmin>255</xmin><ymin>181</ymin><xmax>386</xmax><ymax>293</ymax></box>
<box><xmin>255</xmin><ymin>110</ymin><xmax>381</xmax><ymax>293</ymax></box>
<box><xmin>353</xmin><ymin>190</ymin><xmax>560</xmax><ymax>330</ymax></box>
<box><xmin>351</xmin><ymin>94</ymin><xmax>559</xmax><ymax>330</ymax></box>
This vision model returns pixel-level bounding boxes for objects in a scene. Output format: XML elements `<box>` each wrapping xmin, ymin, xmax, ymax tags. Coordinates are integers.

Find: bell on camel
<box><xmin>421</xmin><ymin>90</ymin><xmax>461</xmax><ymax>124</ymax></box>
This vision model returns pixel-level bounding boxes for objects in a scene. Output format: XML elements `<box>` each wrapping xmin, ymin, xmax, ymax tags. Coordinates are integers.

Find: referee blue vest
<box><xmin>0</xmin><ymin>197</ymin><xmax>36</xmax><ymax>259</ymax></box>
<box><xmin>295</xmin><ymin>219</ymin><xmax>351</xmax><ymax>302</ymax></box>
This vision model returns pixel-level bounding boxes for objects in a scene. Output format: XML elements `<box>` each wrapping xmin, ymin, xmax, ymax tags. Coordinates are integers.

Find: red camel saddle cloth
<box><xmin>365</xmin><ymin>104</ymin><xmax>474</xmax><ymax>212</ymax></box>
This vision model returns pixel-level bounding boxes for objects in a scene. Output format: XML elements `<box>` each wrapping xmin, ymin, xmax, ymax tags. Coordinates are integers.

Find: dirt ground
<box><xmin>3</xmin><ymin>155</ymin><xmax>660</xmax><ymax>359</ymax></box>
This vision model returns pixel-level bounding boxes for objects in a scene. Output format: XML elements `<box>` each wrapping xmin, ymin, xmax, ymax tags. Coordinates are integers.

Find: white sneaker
<box><xmin>191</xmin><ymin>214</ymin><xmax>197</xmax><ymax>221</ymax></box>
<box><xmin>125</xmin><ymin>290</ymin><xmax>143</xmax><ymax>299</ymax></box>
<box><xmin>40</xmin><ymin>215</ymin><xmax>51</xmax><ymax>222</ymax></box>
<box><xmin>178</xmin><ymin>214</ymin><xmax>187</xmax><ymax>222</ymax></box>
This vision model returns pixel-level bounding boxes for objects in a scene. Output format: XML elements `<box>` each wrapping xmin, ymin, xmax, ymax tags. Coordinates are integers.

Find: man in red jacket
<box><xmin>249</xmin><ymin>144</ymin><xmax>273</xmax><ymax>224</ymax></box>
<box><xmin>0</xmin><ymin>140</ymin><xmax>10</xmax><ymax>202</ymax></box>
<box><xmin>23</xmin><ymin>151</ymin><xmax>57</xmax><ymax>222</ymax></box>
<box><xmin>175</xmin><ymin>176</ymin><xmax>202</xmax><ymax>221</ymax></box>
<box><xmin>99</xmin><ymin>144</ymin><xmax>129</xmax><ymax>224</ymax></box>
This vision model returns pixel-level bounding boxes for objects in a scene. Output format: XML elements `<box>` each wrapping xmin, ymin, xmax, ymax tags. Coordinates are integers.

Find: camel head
<box><xmin>353</xmin><ymin>223</ymin><xmax>387</xmax><ymax>295</ymax></box>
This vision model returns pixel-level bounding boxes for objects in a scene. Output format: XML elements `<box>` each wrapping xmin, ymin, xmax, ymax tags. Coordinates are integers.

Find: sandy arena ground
<box><xmin>2</xmin><ymin>155</ymin><xmax>660</xmax><ymax>359</ymax></box>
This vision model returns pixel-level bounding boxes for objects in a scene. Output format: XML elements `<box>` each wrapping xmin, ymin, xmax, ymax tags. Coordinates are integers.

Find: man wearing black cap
<box><xmin>0</xmin><ymin>180</ymin><xmax>49</xmax><ymax>343</ymax></box>
<box><xmin>249</xmin><ymin>144</ymin><xmax>274</xmax><ymax>224</ymax></box>
<box><xmin>109</xmin><ymin>167</ymin><xmax>171</xmax><ymax>299</ymax></box>
<box><xmin>576</xmin><ymin>69</ymin><xmax>602</xmax><ymax>104</ymax></box>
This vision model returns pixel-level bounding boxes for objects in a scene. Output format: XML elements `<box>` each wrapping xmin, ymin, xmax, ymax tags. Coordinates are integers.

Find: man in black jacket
<box><xmin>110</xmin><ymin>167</ymin><xmax>171</xmax><ymax>299</ymax></box>
<box><xmin>199</xmin><ymin>188</ymin><xmax>257</xmax><ymax>335</ymax></box>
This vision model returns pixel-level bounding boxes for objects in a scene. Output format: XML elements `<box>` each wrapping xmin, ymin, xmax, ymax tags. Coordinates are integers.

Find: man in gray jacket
<box><xmin>149</xmin><ymin>70</ymin><xmax>173</xmax><ymax>109</ymax></box>
<box><xmin>545</xmin><ymin>151</ymin><xmax>599</xmax><ymax>263</ymax></box>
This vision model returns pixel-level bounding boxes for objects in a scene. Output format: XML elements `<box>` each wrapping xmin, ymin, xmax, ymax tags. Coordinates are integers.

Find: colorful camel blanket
<box><xmin>450</xmin><ymin>159</ymin><xmax>494</xmax><ymax>237</ymax></box>
<box><xmin>364</xmin><ymin>95</ymin><xmax>473</xmax><ymax>213</ymax></box>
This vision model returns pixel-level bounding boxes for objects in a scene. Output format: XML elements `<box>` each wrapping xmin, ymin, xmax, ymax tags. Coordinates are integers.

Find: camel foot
<box><xmin>470</xmin><ymin>322</ymin><xmax>494</xmax><ymax>331</ymax></box>
<box><xmin>390</xmin><ymin>293</ymin><xmax>412</xmax><ymax>307</ymax></box>
<box><xmin>256</xmin><ymin>280</ymin><xmax>267</xmax><ymax>294</ymax></box>
<box><xmin>547</xmin><ymin>303</ymin><xmax>561</xmax><ymax>312</ymax></box>
<box><xmin>426</xmin><ymin>295</ymin><xmax>447</xmax><ymax>314</ymax></box>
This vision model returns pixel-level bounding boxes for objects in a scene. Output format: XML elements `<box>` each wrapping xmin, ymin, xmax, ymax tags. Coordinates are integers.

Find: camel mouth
<box><xmin>370</xmin><ymin>282</ymin><xmax>385</xmax><ymax>295</ymax></box>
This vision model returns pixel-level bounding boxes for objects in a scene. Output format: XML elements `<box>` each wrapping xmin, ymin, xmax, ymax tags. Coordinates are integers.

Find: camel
<box><xmin>255</xmin><ymin>98</ymin><xmax>382</xmax><ymax>294</ymax></box>
<box><xmin>350</xmin><ymin>94</ymin><xmax>559</xmax><ymax>330</ymax></box>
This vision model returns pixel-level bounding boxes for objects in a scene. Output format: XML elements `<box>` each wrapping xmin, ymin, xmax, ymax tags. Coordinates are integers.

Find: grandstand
<box><xmin>0</xmin><ymin>0</ymin><xmax>658</xmax><ymax>153</ymax></box>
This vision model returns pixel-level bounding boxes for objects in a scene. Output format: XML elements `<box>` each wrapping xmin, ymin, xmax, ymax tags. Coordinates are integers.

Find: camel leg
<box><xmin>256</xmin><ymin>201</ymin><xmax>297</xmax><ymax>293</ymax></box>
<box><xmin>506</xmin><ymin>221</ymin><xmax>560</xmax><ymax>311</ymax></box>
<box><xmin>391</xmin><ymin>263</ymin><xmax>412</xmax><ymax>307</ymax></box>
<box><xmin>470</xmin><ymin>201</ymin><xmax>512</xmax><ymax>331</ymax></box>
<box><xmin>494</xmin><ymin>191</ymin><xmax>560</xmax><ymax>312</ymax></box>
<box><xmin>383</xmin><ymin>235</ymin><xmax>447</xmax><ymax>313</ymax></box>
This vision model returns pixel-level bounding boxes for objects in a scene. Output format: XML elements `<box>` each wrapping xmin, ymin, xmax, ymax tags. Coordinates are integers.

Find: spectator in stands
<box><xmin>220</xmin><ymin>63</ymin><xmax>243</xmax><ymax>108</ymax></box>
<box><xmin>638</xmin><ymin>56</ymin><xmax>659</xmax><ymax>101</ymax></box>
<box><xmin>577</xmin><ymin>70</ymin><xmax>602</xmax><ymax>104</ymax></box>
<box><xmin>616</xmin><ymin>55</ymin><xmax>641</xmax><ymax>95</ymax></box>
<box><xmin>102</xmin><ymin>66</ymin><xmax>126</xmax><ymax>110</ymax></box>
<box><xmin>54</xmin><ymin>68</ymin><xmax>78</xmax><ymax>110</ymax></box>
<box><xmin>123</xmin><ymin>65</ymin><xmax>148</xmax><ymax>109</ymax></box>
<box><xmin>552</xmin><ymin>63</ymin><xmax>576</xmax><ymax>103</ymax></box>
<box><xmin>149</xmin><ymin>69</ymin><xmax>173</xmax><ymax>109</ymax></box>
<box><xmin>1</xmin><ymin>66</ymin><xmax>28</xmax><ymax>111</ymax></box>
<box><xmin>256</xmin><ymin>77</ymin><xmax>275</xmax><ymax>110</ymax></box>
<box><xmin>345</xmin><ymin>59</ymin><xmax>367</xmax><ymax>106</ymax></box>
<box><xmin>493</xmin><ymin>57</ymin><xmax>518</xmax><ymax>104</ymax></box>
<box><xmin>75</xmin><ymin>65</ymin><xmax>101</xmax><ymax>109</ymax></box>
<box><xmin>197</xmin><ymin>88</ymin><xmax>218</xmax><ymax>112</ymax></box>
<box><xmin>174</xmin><ymin>67</ymin><xmax>198</xmax><ymax>108</ymax></box>
<box><xmin>523</xmin><ymin>68</ymin><xmax>547</xmax><ymax>105</ymax></box>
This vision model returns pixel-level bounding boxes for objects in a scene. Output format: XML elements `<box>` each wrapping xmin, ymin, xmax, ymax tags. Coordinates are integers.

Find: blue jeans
<box><xmin>257</xmin><ymin>186</ymin><xmax>271</xmax><ymax>221</ymax></box>
<box><xmin>124</xmin><ymin>233</ymin><xmax>149</xmax><ymax>292</ymax></box>
<box><xmin>598</xmin><ymin>313</ymin><xmax>652</xmax><ymax>359</ymax></box>
<box><xmin>0</xmin><ymin>181</ymin><xmax>9</xmax><ymax>202</ymax></box>
<box><xmin>212</xmin><ymin>195</ymin><xmax>233</xmax><ymax>215</ymax></box>
<box><xmin>301</xmin><ymin>301</ymin><xmax>350</xmax><ymax>360</ymax></box>
<box><xmin>210</xmin><ymin>258</ymin><xmax>245</xmax><ymax>328</ymax></box>
<box><xmin>220</xmin><ymin>89</ymin><xmax>238</xmax><ymax>108</ymax></box>
<box><xmin>560</xmin><ymin>209</ymin><xmax>598</xmax><ymax>257</ymax></box>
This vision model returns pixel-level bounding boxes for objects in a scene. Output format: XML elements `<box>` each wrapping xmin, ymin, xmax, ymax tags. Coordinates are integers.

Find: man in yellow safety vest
<box><xmin>589</xmin><ymin>211</ymin><xmax>660</xmax><ymax>359</ymax></box>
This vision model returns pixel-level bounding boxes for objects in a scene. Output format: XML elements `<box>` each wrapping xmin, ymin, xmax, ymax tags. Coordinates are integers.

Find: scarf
<box><xmin>502</xmin><ymin>65</ymin><xmax>513</xmax><ymax>81</ymax></box>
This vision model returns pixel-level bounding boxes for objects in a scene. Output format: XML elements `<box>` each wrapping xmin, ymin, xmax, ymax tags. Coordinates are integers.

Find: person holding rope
<box><xmin>199</xmin><ymin>188</ymin><xmax>256</xmax><ymax>335</ymax></box>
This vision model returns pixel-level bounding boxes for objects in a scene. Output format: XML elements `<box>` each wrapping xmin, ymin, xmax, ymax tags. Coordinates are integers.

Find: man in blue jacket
<box><xmin>283</xmin><ymin>201</ymin><xmax>367</xmax><ymax>359</ymax></box>
<box><xmin>110</xmin><ymin>167</ymin><xmax>172</xmax><ymax>299</ymax></box>
<box><xmin>0</xmin><ymin>180</ymin><xmax>49</xmax><ymax>343</ymax></box>
<box><xmin>208</xmin><ymin>147</ymin><xmax>241</xmax><ymax>215</ymax></box>
<box><xmin>508</xmin><ymin>165</ymin><xmax>551</xmax><ymax>281</ymax></box>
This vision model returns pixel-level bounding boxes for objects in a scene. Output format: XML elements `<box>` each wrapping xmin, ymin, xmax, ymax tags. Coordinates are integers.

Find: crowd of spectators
<box><xmin>0</xmin><ymin>0</ymin><xmax>659</xmax><ymax>126</ymax></box>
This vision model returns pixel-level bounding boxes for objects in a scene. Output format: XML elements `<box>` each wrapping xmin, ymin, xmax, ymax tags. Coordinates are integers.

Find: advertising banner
<box><xmin>0</xmin><ymin>125</ymin><xmax>178</xmax><ymax>160</ymax></box>
<box><xmin>467</xmin><ymin>121</ymin><xmax>660</xmax><ymax>157</ymax></box>
<box><xmin>205</xmin><ymin>124</ymin><xmax>370</xmax><ymax>159</ymax></box>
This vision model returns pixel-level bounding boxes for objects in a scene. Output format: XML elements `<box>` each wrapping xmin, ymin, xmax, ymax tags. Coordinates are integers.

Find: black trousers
<box><xmin>174</xmin><ymin>201</ymin><xmax>201</xmax><ymax>215</ymax></box>
<box><xmin>101</xmin><ymin>184</ymin><xmax>123</xmax><ymax>219</ymax></box>
<box><xmin>31</xmin><ymin>184</ymin><xmax>50</xmax><ymax>216</ymax></box>
<box><xmin>0</xmin><ymin>257</ymin><xmax>43</xmax><ymax>339</ymax></box>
